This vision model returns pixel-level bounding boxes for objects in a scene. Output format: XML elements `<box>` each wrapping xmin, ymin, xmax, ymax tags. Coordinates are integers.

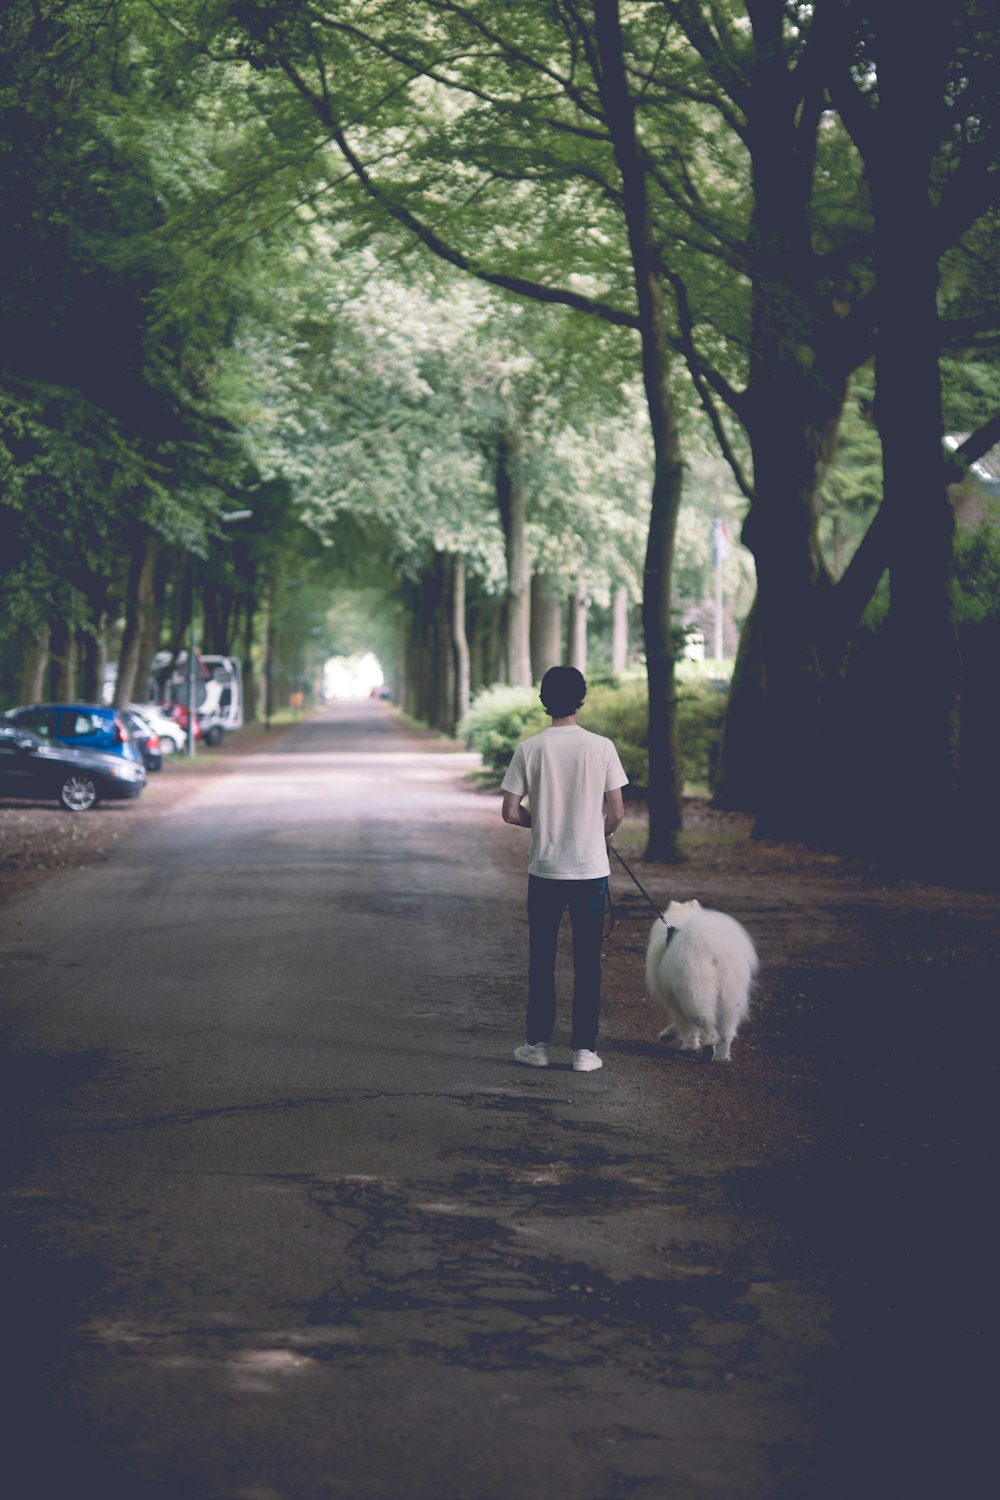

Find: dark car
<box><xmin>3</xmin><ymin>703</ymin><xmax>144</xmax><ymax>766</ymax></box>
<box><xmin>0</xmin><ymin>725</ymin><xmax>146</xmax><ymax>810</ymax></box>
<box><xmin>120</xmin><ymin>707</ymin><xmax>164</xmax><ymax>772</ymax></box>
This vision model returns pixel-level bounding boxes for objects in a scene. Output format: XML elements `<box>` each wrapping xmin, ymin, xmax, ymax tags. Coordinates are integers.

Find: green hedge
<box><xmin>460</xmin><ymin>675</ymin><xmax>730</xmax><ymax>795</ymax></box>
<box><xmin>460</xmin><ymin>684</ymin><xmax>548</xmax><ymax>775</ymax></box>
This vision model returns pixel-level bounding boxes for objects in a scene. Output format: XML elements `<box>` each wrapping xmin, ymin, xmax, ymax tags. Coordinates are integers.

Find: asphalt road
<box><xmin>2</xmin><ymin>703</ymin><xmax>837</xmax><ymax>1500</ymax></box>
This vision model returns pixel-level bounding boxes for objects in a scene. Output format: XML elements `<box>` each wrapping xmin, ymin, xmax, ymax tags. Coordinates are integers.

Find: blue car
<box><xmin>2</xmin><ymin>703</ymin><xmax>144</xmax><ymax>766</ymax></box>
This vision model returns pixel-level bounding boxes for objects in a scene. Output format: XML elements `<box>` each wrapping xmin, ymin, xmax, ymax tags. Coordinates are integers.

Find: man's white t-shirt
<box><xmin>501</xmin><ymin>725</ymin><xmax>629</xmax><ymax>879</ymax></box>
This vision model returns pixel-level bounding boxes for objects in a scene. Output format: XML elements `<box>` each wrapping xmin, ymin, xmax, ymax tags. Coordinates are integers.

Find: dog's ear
<box><xmin>691</xmin><ymin>899</ymin><xmax>701</xmax><ymax>909</ymax></box>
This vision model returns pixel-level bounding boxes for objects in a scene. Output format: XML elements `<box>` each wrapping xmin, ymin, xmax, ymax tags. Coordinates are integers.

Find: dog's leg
<box><xmin>658</xmin><ymin>1023</ymin><xmax>678</xmax><ymax>1044</ymax></box>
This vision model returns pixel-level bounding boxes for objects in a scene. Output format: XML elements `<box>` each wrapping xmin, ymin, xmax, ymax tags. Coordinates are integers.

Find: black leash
<box><xmin>610</xmin><ymin>846</ymin><xmax>667</xmax><ymax>921</ymax></box>
<box><xmin>605</xmin><ymin>846</ymin><xmax>677</xmax><ymax>948</ymax></box>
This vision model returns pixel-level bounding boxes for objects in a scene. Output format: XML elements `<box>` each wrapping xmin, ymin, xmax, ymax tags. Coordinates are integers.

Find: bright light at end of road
<box><xmin>323</xmin><ymin>652</ymin><xmax>384</xmax><ymax>699</ymax></box>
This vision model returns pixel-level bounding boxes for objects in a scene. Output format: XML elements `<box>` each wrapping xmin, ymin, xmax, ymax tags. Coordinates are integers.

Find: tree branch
<box><xmin>661</xmin><ymin>0</ymin><xmax>752</xmax><ymax>116</ymax></box>
<box><xmin>933</xmin><ymin>149</ymin><xmax>1000</xmax><ymax>250</ymax></box>
<box><xmin>661</xmin><ymin>264</ymin><xmax>755</xmax><ymax>500</ymax></box>
<box><xmin>270</xmin><ymin>57</ymin><xmax>639</xmax><ymax>330</ymax></box>
<box><xmin>945</xmin><ymin>412</ymin><xmax>1000</xmax><ymax>478</ymax></box>
<box><xmin>823</xmin><ymin>502</ymin><xmax>889</xmax><ymax>652</ymax></box>
<box><xmin>422</xmin><ymin>0</ymin><xmax>607</xmax><ymax>124</ymax></box>
<box><xmin>940</xmin><ymin>314</ymin><xmax>1000</xmax><ymax>353</ymax></box>
<box><xmin>312</xmin><ymin>12</ymin><xmax>613</xmax><ymax>144</ymax></box>
<box><xmin>635</xmin><ymin>81</ymin><xmax>749</xmax><ymax>143</ymax></box>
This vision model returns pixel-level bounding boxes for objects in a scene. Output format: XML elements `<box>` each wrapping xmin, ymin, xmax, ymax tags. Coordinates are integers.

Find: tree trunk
<box><xmin>866</xmin><ymin>11</ymin><xmax>960</xmax><ymax>873</ymax></box>
<box><xmin>566</xmin><ymin>580</ymin><xmax>588</xmax><ymax>675</ymax></box>
<box><xmin>530</xmin><ymin>573</ymin><xmax>562</xmax><ymax>680</ymax></box>
<box><xmin>48</xmin><ymin>620</ymin><xmax>77</xmax><ymax>700</ymax></box>
<box><xmin>202</xmin><ymin>582</ymin><xmax>235</xmax><ymax>656</ymax></box>
<box><xmin>261</xmin><ymin>584</ymin><xmax>274</xmax><ymax>727</ymax></box>
<box><xmin>242</xmin><ymin>592</ymin><xmax>258</xmax><ymax>723</ymax></box>
<box><xmin>393</xmin><ymin>610</ymin><xmax>408</xmax><ymax>710</ymax></box>
<box><xmin>408</xmin><ymin>575</ymin><xmax>434</xmax><ymax>723</ymax></box>
<box><xmin>135</xmin><ymin>583</ymin><xmax>165</xmax><ymax>708</ymax></box>
<box><xmin>496</xmin><ymin>425</ymin><xmax>532</xmax><ymax>686</ymax></box>
<box><xmin>451</xmin><ymin>552</ymin><xmax>470</xmax><ymax>729</ymax></box>
<box><xmin>593</xmin><ymin>0</ymin><xmax>684</xmax><ymax>862</ymax></box>
<box><xmin>21</xmin><ymin>623</ymin><xmax>50</xmax><ymax>703</ymax></box>
<box><xmin>114</xmin><ymin>529</ymin><xmax>157</xmax><ymax>709</ymax></box>
<box><xmin>611</xmin><ymin>583</ymin><xmax>629</xmax><ymax>676</ymax></box>
<box><xmin>740</xmin><ymin>433</ymin><xmax>836</xmax><ymax>842</ymax></box>
<box><xmin>468</xmin><ymin>589</ymin><xmax>503</xmax><ymax>693</ymax></box>
<box><xmin>735</xmin><ymin>8</ymin><xmax>845</xmax><ymax>842</ymax></box>
<box><xmin>712</xmin><ymin>595</ymin><xmax>766</xmax><ymax>811</ymax></box>
<box><xmin>431</xmin><ymin>552</ymin><xmax>454</xmax><ymax>733</ymax></box>
<box><xmin>80</xmin><ymin>607</ymin><xmax>107</xmax><ymax>704</ymax></box>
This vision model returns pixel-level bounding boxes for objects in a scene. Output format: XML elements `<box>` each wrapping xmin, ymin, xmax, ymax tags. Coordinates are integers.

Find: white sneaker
<box><xmin>572</xmin><ymin>1049</ymin><xmax>603</xmax><ymax>1072</ymax></box>
<box><xmin>514</xmin><ymin>1042</ymin><xmax>550</xmax><ymax>1067</ymax></box>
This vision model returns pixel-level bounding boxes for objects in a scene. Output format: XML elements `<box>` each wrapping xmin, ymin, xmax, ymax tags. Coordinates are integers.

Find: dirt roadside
<box><xmin>0</xmin><ymin>723</ymin><xmax>294</xmax><ymax>908</ymax></box>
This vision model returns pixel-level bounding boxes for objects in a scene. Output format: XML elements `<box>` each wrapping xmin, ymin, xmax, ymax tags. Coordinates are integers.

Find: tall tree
<box><xmin>641</xmin><ymin>2</ymin><xmax>998</xmax><ymax>855</ymax></box>
<box><xmin>0</xmin><ymin>0</ymin><xmax>264</xmax><ymax>702</ymax></box>
<box><xmin>824</xmin><ymin>0</ymin><xmax>999</xmax><ymax>866</ymax></box>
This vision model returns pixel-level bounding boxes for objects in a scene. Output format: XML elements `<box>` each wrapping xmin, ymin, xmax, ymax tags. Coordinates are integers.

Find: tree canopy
<box><xmin>2</xmin><ymin>0</ymin><xmax>999</xmax><ymax>875</ymax></box>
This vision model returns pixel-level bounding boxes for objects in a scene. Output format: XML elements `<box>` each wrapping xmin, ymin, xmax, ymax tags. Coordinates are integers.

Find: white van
<box><xmin>145</xmin><ymin>652</ymin><xmax>244</xmax><ymax>746</ymax></box>
<box><xmin>199</xmin><ymin>655</ymin><xmax>244</xmax><ymax>740</ymax></box>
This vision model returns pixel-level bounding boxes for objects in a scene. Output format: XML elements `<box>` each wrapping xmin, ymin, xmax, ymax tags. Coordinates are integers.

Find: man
<box><xmin>500</xmin><ymin>665</ymin><xmax>628</xmax><ymax>1072</ymax></box>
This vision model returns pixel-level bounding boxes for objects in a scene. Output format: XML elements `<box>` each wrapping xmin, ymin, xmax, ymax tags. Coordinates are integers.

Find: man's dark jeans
<box><xmin>526</xmin><ymin>874</ymin><xmax>608</xmax><ymax>1052</ymax></box>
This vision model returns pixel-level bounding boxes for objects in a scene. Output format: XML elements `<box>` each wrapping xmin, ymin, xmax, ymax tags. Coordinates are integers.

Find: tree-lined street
<box><xmin>3</xmin><ymin>703</ymin><xmax>997</xmax><ymax>1498</ymax></box>
<box><xmin>3</xmin><ymin>11</ymin><xmax>999</xmax><ymax>1487</ymax></box>
<box><xmin>4</xmin><ymin>2</ymin><xmax>999</xmax><ymax>873</ymax></box>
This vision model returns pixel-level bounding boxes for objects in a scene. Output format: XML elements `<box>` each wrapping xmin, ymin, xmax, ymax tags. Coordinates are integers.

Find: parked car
<box><xmin>120</xmin><ymin>707</ymin><xmax>164</xmax><ymax>772</ymax></box>
<box><xmin>0</xmin><ymin>725</ymin><xmax>146</xmax><ymax>810</ymax></box>
<box><xmin>130</xmin><ymin>704</ymin><xmax>185</xmax><ymax>754</ymax></box>
<box><xmin>159</xmin><ymin>701</ymin><xmax>201</xmax><ymax>744</ymax></box>
<box><xmin>2</xmin><ymin>703</ymin><xmax>144</xmax><ymax>766</ymax></box>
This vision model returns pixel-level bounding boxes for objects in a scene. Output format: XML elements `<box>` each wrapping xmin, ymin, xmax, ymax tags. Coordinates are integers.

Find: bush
<box><xmin>462</xmin><ymin>672</ymin><xmax>730</xmax><ymax>795</ymax></box>
<box><xmin>459</xmin><ymin>684</ymin><xmax>547</xmax><ymax>775</ymax></box>
<box><xmin>675</xmin><ymin>679</ymin><xmax>730</xmax><ymax>794</ymax></box>
<box><xmin>578</xmin><ymin>678</ymin><xmax>649</xmax><ymax>790</ymax></box>
<box><xmin>955</xmin><ymin>502</ymin><xmax>1000</xmax><ymax>624</ymax></box>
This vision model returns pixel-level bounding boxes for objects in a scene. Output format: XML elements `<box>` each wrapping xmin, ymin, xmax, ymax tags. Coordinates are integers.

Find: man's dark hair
<box><xmin>540</xmin><ymin>666</ymin><xmax>586</xmax><ymax>719</ymax></box>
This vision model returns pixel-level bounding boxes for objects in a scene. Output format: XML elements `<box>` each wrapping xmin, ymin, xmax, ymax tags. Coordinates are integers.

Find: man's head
<box><xmin>540</xmin><ymin>666</ymin><xmax>586</xmax><ymax>719</ymax></box>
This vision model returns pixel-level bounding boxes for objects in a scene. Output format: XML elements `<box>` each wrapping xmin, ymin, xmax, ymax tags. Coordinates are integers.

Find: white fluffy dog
<box><xmin>645</xmin><ymin>900</ymin><xmax>759</xmax><ymax>1062</ymax></box>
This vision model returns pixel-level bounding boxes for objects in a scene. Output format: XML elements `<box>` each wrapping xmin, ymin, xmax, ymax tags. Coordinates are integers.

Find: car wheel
<box><xmin>204</xmin><ymin>726</ymin><xmax>223</xmax><ymax>746</ymax></box>
<box><xmin>59</xmin><ymin>774</ymin><xmax>100</xmax><ymax>811</ymax></box>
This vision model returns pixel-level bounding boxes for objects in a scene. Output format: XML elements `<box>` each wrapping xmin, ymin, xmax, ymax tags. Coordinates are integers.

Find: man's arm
<box><xmin>604</xmin><ymin>787</ymin><xmax>625</xmax><ymax>841</ymax></box>
<box><xmin>502</xmin><ymin>791</ymin><xmax>532</xmax><ymax>828</ymax></box>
